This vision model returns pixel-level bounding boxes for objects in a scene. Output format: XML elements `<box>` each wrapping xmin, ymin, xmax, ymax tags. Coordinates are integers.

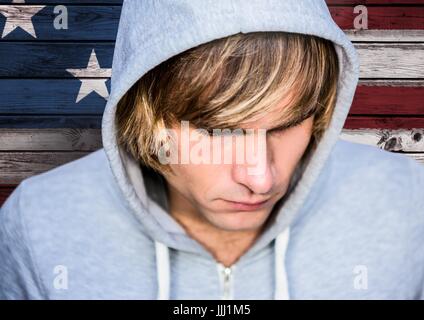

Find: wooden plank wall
<box><xmin>0</xmin><ymin>0</ymin><xmax>423</xmax><ymax>206</ymax></box>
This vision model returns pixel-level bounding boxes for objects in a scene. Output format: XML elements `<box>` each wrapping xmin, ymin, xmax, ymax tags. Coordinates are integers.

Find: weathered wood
<box><xmin>0</xmin><ymin>4</ymin><xmax>422</xmax><ymax>41</ymax></box>
<box><xmin>0</xmin><ymin>149</ymin><xmax>422</xmax><ymax>185</ymax></box>
<box><xmin>0</xmin><ymin>2</ymin><xmax>422</xmax><ymax>189</ymax></box>
<box><xmin>346</xmin><ymin>30</ymin><xmax>424</xmax><ymax>42</ymax></box>
<box><xmin>1</xmin><ymin>79</ymin><xmax>422</xmax><ymax>115</ymax></box>
<box><xmin>1</xmin><ymin>152</ymin><xmax>423</xmax><ymax>207</ymax></box>
<box><xmin>0</xmin><ymin>43</ymin><xmax>113</xmax><ymax>77</ymax></box>
<box><xmin>341</xmin><ymin>129</ymin><xmax>424</xmax><ymax>152</ymax></box>
<box><xmin>4</xmin><ymin>115</ymin><xmax>423</xmax><ymax>130</ymax></box>
<box><xmin>329</xmin><ymin>6</ymin><xmax>424</xmax><ymax>30</ymax></box>
<box><xmin>351</xmin><ymin>81</ymin><xmax>424</xmax><ymax>115</ymax></box>
<box><xmin>0</xmin><ymin>79</ymin><xmax>109</xmax><ymax>114</ymax></box>
<box><xmin>0</xmin><ymin>115</ymin><xmax>102</xmax><ymax>128</ymax></box>
<box><xmin>1</xmin><ymin>127</ymin><xmax>424</xmax><ymax>152</ymax></box>
<box><xmin>0</xmin><ymin>128</ymin><xmax>102</xmax><ymax>151</ymax></box>
<box><xmin>0</xmin><ymin>151</ymin><xmax>90</xmax><ymax>184</ymax></box>
<box><xmin>1</xmin><ymin>43</ymin><xmax>422</xmax><ymax>79</ymax></box>
<box><xmin>355</xmin><ymin>43</ymin><xmax>424</xmax><ymax>79</ymax></box>
<box><xmin>359</xmin><ymin>80</ymin><xmax>424</xmax><ymax>87</ymax></box>
<box><xmin>345</xmin><ymin>117</ymin><xmax>424</xmax><ymax>130</ymax></box>
<box><xmin>0</xmin><ymin>5</ymin><xmax>121</xmax><ymax>40</ymax></box>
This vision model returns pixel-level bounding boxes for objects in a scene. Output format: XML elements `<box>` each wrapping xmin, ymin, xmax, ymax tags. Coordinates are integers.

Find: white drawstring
<box><xmin>155</xmin><ymin>241</ymin><xmax>171</xmax><ymax>300</ymax></box>
<box><xmin>154</xmin><ymin>227</ymin><xmax>291</xmax><ymax>300</ymax></box>
<box><xmin>274</xmin><ymin>227</ymin><xmax>291</xmax><ymax>300</ymax></box>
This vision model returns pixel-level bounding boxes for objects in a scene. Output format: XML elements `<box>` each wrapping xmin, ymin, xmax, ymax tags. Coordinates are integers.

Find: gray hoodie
<box><xmin>1</xmin><ymin>0</ymin><xmax>424</xmax><ymax>300</ymax></box>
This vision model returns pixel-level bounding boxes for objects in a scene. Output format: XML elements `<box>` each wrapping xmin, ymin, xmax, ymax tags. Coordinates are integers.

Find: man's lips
<box><xmin>222</xmin><ymin>198</ymin><xmax>271</xmax><ymax>211</ymax></box>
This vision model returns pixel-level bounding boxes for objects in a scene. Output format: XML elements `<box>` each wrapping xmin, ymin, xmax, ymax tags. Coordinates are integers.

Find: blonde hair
<box><xmin>116</xmin><ymin>32</ymin><xmax>339</xmax><ymax>174</ymax></box>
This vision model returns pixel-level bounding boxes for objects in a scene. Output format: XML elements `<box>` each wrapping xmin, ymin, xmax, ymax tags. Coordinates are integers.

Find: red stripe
<box><xmin>0</xmin><ymin>185</ymin><xmax>17</xmax><ymax>207</ymax></box>
<box><xmin>351</xmin><ymin>85</ymin><xmax>424</xmax><ymax>115</ymax></box>
<box><xmin>345</xmin><ymin>117</ymin><xmax>424</xmax><ymax>129</ymax></box>
<box><xmin>329</xmin><ymin>6</ymin><xmax>424</xmax><ymax>29</ymax></box>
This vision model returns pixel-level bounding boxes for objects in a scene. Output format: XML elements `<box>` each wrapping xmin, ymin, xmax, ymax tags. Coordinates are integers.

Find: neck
<box><xmin>166</xmin><ymin>184</ymin><xmax>263</xmax><ymax>267</ymax></box>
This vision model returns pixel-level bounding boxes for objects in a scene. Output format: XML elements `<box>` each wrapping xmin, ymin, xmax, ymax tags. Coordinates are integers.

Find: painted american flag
<box><xmin>0</xmin><ymin>0</ymin><xmax>423</xmax><ymax>205</ymax></box>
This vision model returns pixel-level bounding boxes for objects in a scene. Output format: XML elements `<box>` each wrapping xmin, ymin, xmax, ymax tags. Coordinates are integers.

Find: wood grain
<box><xmin>0</xmin><ymin>149</ymin><xmax>422</xmax><ymax>186</ymax></box>
<box><xmin>341</xmin><ymin>129</ymin><xmax>424</xmax><ymax>152</ymax></box>
<box><xmin>0</xmin><ymin>115</ymin><xmax>102</xmax><ymax>128</ymax></box>
<box><xmin>1</xmin><ymin>43</ymin><xmax>422</xmax><ymax>79</ymax></box>
<box><xmin>0</xmin><ymin>5</ymin><xmax>121</xmax><ymax>40</ymax></box>
<box><xmin>0</xmin><ymin>128</ymin><xmax>102</xmax><ymax>151</ymax></box>
<box><xmin>0</xmin><ymin>79</ymin><xmax>110</xmax><ymax>114</ymax></box>
<box><xmin>1</xmin><ymin>127</ymin><xmax>424</xmax><ymax>152</ymax></box>
<box><xmin>0</xmin><ymin>80</ymin><xmax>422</xmax><ymax>116</ymax></box>
<box><xmin>356</xmin><ymin>43</ymin><xmax>424</xmax><ymax>79</ymax></box>
<box><xmin>0</xmin><ymin>151</ymin><xmax>90</xmax><ymax>184</ymax></box>
<box><xmin>329</xmin><ymin>6</ymin><xmax>424</xmax><ymax>30</ymax></box>
<box><xmin>0</xmin><ymin>4</ymin><xmax>422</xmax><ymax>41</ymax></box>
<box><xmin>351</xmin><ymin>81</ymin><xmax>424</xmax><ymax>115</ymax></box>
<box><xmin>0</xmin><ymin>0</ymin><xmax>423</xmax><ymax>205</ymax></box>
<box><xmin>345</xmin><ymin>117</ymin><xmax>424</xmax><ymax>130</ymax></box>
<box><xmin>346</xmin><ymin>29</ymin><xmax>424</xmax><ymax>42</ymax></box>
<box><xmin>0</xmin><ymin>42</ymin><xmax>113</xmax><ymax>77</ymax></box>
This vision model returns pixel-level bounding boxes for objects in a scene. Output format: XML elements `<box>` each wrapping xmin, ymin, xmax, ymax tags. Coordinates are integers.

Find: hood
<box><xmin>101</xmin><ymin>0</ymin><xmax>360</xmax><ymax>299</ymax></box>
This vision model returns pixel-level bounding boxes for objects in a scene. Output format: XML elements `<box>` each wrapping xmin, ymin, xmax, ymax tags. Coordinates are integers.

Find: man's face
<box><xmin>163</xmin><ymin>98</ymin><xmax>314</xmax><ymax>232</ymax></box>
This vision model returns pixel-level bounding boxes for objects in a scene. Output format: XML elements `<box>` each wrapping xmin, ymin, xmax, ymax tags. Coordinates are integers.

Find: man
<box><xmin>1</xmin><ymin>0</ymin><xmax>424</xmax><ymax>299</ymax></box>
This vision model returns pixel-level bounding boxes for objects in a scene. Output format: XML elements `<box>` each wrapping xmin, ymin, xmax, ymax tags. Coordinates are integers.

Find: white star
<box><xmin>0</xmin><ymin>0</ymin><xmax>45</xmax><ymax>38</ymax></box>
<box><xmin>67</xmin><ymin>49</ymin><xmax>112</xmax><ymax>103</ymax></box>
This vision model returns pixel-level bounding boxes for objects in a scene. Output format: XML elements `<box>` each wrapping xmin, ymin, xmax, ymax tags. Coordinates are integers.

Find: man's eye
<box><xmin>206</xmin><ymin>129</ymin><xmax>246</xmax><ymax>136</ymax></box>
<box><xmin>204</xmin><ymin>129</ymin><xmax>213</xmax><ymax>136</ymax></box>
<box><xmin>268</xmin><ymin>127</ymin><xmax>288</xmax><ymax>135</ymax></box>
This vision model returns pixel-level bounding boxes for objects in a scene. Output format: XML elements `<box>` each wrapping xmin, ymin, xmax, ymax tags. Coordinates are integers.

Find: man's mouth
<box><xmin>222</xmin><ymin>198</ymin><xmax>271</xmax><ymax>211</ymax></box>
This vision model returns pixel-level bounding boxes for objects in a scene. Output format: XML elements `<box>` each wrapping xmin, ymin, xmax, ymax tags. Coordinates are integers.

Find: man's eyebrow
<box><xmin>236</xmin><ymin>117</ymin><xmax>304</xmax><ymax>134</ymax></box>
<box><xmin>266</xmin><ymin>117</ymin><xmax>304</xmax><ymax>132</ymax></box>
<box><xmin>235</xmin><ymin>118</ymin><xmax>300</xmax><ymax>135</ymax></box>
<box><xmin>266</xmin><ymin>108</ymin><xmax>317</xmax><ymax>133</ymax></box>
<box><xmin>221</xmin><ymin>108</ymin><xmax>316</xmax><ymax>134</ymax></box>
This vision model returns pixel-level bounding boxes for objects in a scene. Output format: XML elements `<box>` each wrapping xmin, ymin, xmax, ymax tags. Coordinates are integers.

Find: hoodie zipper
<box><xmin>217</xmin><ymin>263</ymin><xmax>235</xmax><ymax>300</ymax></box>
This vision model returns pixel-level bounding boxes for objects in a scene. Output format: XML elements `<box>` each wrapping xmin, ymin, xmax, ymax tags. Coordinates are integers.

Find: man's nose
<box><xmin>231</xmin><ymin>151</ymin><xmax>274</xmax><ymax>195</ymax></box>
